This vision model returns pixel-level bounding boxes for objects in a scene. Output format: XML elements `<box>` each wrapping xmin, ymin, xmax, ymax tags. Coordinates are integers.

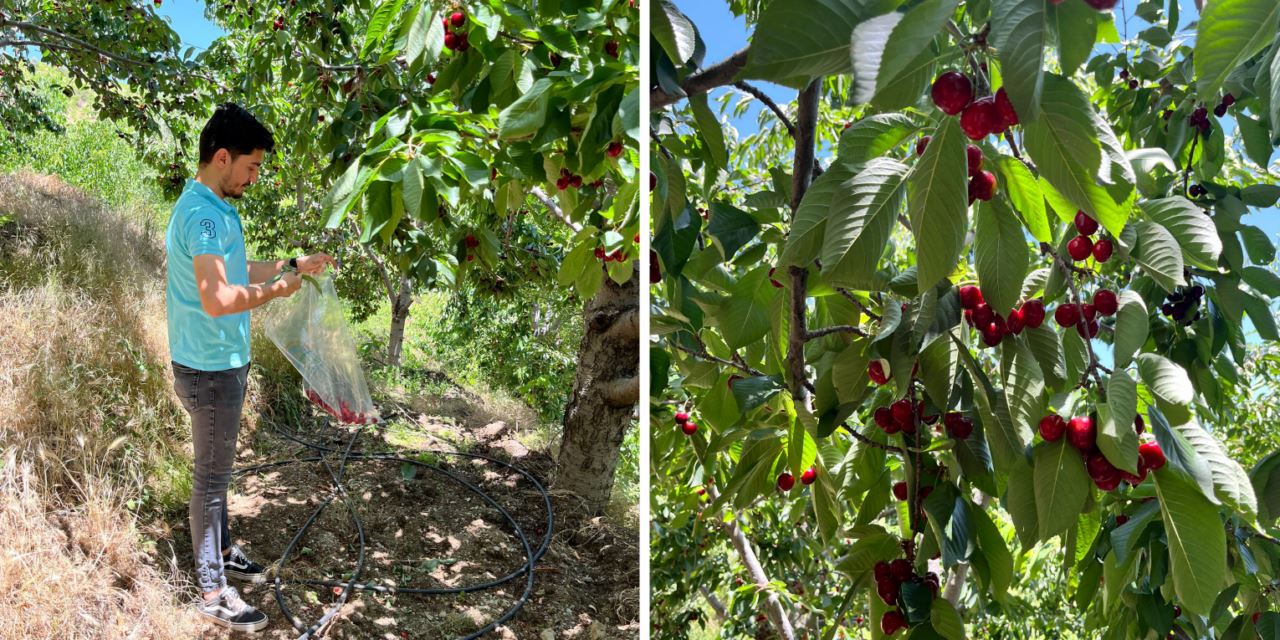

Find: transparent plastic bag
<box><xmin>262</xmin><ymin>273</ymin><xmax>378</xmax><ymax>424</ymax></box>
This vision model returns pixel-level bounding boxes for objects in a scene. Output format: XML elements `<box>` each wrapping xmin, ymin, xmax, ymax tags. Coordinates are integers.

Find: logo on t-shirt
<box><xmin>199</xmin><ymin>219</ymin><xmax>216</xmax><ymax>239</ymax></box>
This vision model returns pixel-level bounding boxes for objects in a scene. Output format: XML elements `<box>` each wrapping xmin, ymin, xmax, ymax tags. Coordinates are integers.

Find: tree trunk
<box><xmin>554</xmin><ymin>267</ymin><xmax>640</xmax><ymax>516</ymax></box>
<box><xmin>386</xmin><ymin>276</ymin><xmax>413</xmax><ymax>367</ymax></box>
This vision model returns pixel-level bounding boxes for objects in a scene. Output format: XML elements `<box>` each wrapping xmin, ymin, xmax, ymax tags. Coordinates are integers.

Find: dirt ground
<box><xmin>142</xmin><ymin>385</ymin><xmax>639</xmax><ymax>639</ymax></box>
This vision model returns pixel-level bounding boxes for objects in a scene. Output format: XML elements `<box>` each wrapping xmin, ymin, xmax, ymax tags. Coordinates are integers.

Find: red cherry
<box><xmin>1067</xmin><ymin>416</ymin><xmax>1097</xmax><ymax>452</ymax></box>
<box><xmin>607</xmin><ymin>141</ymin><xmax>624</xmax><ymax>158</ymax></box>
<box><xmin>674</xmin><ymin>412</ymin><xmax>690</xmax><ymax>424</ymax></box>
<box><xmin>915</xmin><ymin>135</ymin><xmax>931</xmax><ymax>156</ymax></box>
<box><xmin>1138</xmin><ymin>441</ymin><xmax>1167</xmax><ymax>470</ymax></box>
<box><xmin>1021</xmin><ymin>299</ymin><xmax>1046</xmax><ymax>328</ymax></box>
<box><xmin>1074</xmin><ymin>210</ymin><xmax>1099</xmax><ymax>236</ymax></box>
<box><xmin>1081</xmin><ymin>303</ymin><xmax>1097</xmax><ymax>322</ymax></box>
<box><xmin>682</xmin><ymin>421</ymin><xmax>697</xmax><ymax>435</ymax></box>
<box><xmin>1039</xmin><ymin>414</ymin><xmax>1066</xmax><ymax>441</ymax></box>
<box><xmin>1252</xmin><ymin>611</ymin><xmax>1262</xmax><ymax>625</ymax></box>
<box><xmin>1095</xmin><ymin>474</ymin><xmax>1121</xmax><ymax>491</ymax></box>
<box><xmin>444</xmin><ymin>32</ymin><xmax>459</xmax><ymax>50</ymax></box>
<box><xmin>1067</xmin><ymin>235</ymin><xmax>1094</xmax><ymax>261</ymax></box>
<box><xmin>873</xmin><ymin>561</ymin><xmax>892</xmax><ymax>582</ymax></box>
<box><xmin>892</xmin><ymin>481</ymin><xmax>909</xmax><ymax>501</ymax></box>
<box><xmin>777</xmin><ymin>473</ymin><xmax>796</xmax><ymax>492</ymax></box>
<box><xmin>930</xmin><ymin>71</ymin><xmax>974</xmax><ymax>115</ymax></box>
<box><xmin>947</xmin><ymin>415</ymin><xmax>973</xmax><ymax>439</ymax></box>
<box><xmin>1054</xmin><ymin>303</ymin><xmax>1080</xmax><ymax>327</ymax></box>
<box><xmin>450</xmin><ymin>10</ymin><xmax>465</xmax><ymax>26</ymax></box>
<box><xmin>768</xmin><ymin>267</ymin><xmax>784</xmax><ymax>288</ymax></box>
<box><xmin>1094</xmin><ymin>290</ymin><xmax>1118</xmax><ymax>316</ymax></box>
<box><xmin>960</xmin><ymin>97</ymin><xmax>1001</xmax><ymax>140</ymax></box>
<box><xmin>800</xmin><ymin>467</ymin><xmax>817</xmax><ymax>485</ymax></box>
<box><xmin>968</xmin><ymin>170</ymin><xmax>997</xmax><ymax>202</ymax></box>
<box><xmin>1092</xmin><ymin>238</ymin><xmax>1114</xmax><ymax>263</ymax></box>
<box><xmin>890</xmin><ymin>399</ymin><xmax>915</xmax><ymax>428</ymax></box>
<box><xmin>594</xmin><ymin>246</ymin><xmax>607</xmax><ymax>260</ymax></box>
<box><xmin>1006</xmin><ymin>308</ymin><xmax>1025</xmax><ymax>335</ymax></box>
<box><xmin>1134</xmin><ymin>414</ymin><xmax>1145</xmax><ymax>435</ymax></box>
<box><xmin>881</xmin><ymin>611</ymin><xmax>908</xmax><ymax>635</ymax></box>
<box><xmin>464</xmin><ymin>234</ymin><xmax>479</xmax><ymax>248</ymax></box>
<box><xmin>966</xmin><ymin>144</ymin><xmax>983</xmax><ymax>177</ymax></box>
<box><xmin>994</xmin><ymin>87</ymin><xmax>1019</xmax><ymax>127</ymax></box>
<box><xmin>868</xmin><ymin>359</ymin><xmax>890</xmax><ymax>385</ymax></box>
<box><xmin>981</xmin><ymin>325</ymin><xmax>1003</xmax><ymax>347</ymax></box>
<box><xmin>1077</xmin><ymin>318</ymin><xmax>1100</xmax><ymax>339</ymax></box>
<box><xmin>1086</xmin><ymin>452</ymin><xmax>1117</xmax><ymax>480</ymax></box>
<box><xmin>605</xmin><ymin>40</ymin><xmax>620</xmax><ymax>58</ymax></box>
<box><xmin>972</xmin><ymin>303</ymin><xmax>995</xmax><ymax>329</ymax></box>
<box><xmin>889</xmin><ymin>559</ymin><xmax>913</xmax><ymax>582</ymax></box>
<box><xmin>959</xmin><ymin>285</ymin><xmax>984</xmax><ymax>309</ymax></box>
<box><xmin>874</xmin><ymin>407</ymin><xmax>895</xmax><ymax>430</ymax></box>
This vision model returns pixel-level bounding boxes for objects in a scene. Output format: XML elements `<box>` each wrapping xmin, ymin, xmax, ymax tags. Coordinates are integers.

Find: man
<box><xmin>165</xmin><ymin>102</ymin><xmax>336</xmax><ymax>632</ymax></box>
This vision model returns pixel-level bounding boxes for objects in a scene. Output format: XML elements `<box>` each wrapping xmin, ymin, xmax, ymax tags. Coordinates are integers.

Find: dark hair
<box><xmin>198</xmin><ymin>103</ymin><xmax>275</xmax><ymax>166</ymax></box>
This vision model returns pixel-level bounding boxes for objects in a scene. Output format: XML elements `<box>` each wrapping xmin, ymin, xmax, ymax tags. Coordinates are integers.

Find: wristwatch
<box><xmin>288</xmin><ymin>257</ymin><xmax>298</xmax><ymax>270</ymax></box>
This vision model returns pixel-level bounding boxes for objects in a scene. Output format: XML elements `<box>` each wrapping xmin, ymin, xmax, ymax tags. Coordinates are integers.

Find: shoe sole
<box><xmin>197</xmin><ymin>609</ymin><xmax>269</xmax><ymax>632</ymax></box>
<box><xmin>225</xmin><ymin>568</ymin><xmax>268</xmax><ymax>584</ymax></box>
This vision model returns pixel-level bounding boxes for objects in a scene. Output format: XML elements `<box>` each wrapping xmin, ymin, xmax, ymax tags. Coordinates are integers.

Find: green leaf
<box><xmin>1005</xmin><ymin>456</ymin><xmax>1039</xmax><ymax>548</ymax></box>
<box><xmin>1023</xmin><ymin>74</ymin><xmax>1134</xmax><ymax>238</ymax></box>
<box><xmin>1237</xmin><ymin>114</ymin><xmax>1275</xmax><ymax>168</ymax></box>
<box><xmin>1098</xmin><ymin>371</ymin><xmax>1139</xmax><ymax>475</ymax></box>
<box><xmin>1137</xmin><ymin>353</ymin><xmax>1194</xmax><ymax>407</ymax></box>
<box><xmin>1034</xmin><ymin>440</ymin><xmax>1092</xmax><ymax>541</ymax></box>
<box><xmin>497</xmin><ymin>77</ymin><xmax>553</xmax><ymax>140</ymax></box>
<box><xmin>1025</xmin><ymin>324</ymin><xmax>1068</xmax><ymax>390</ymax></box>
<box><xmin>821</xmin><ymin>158</ymin><xmax>909</xmax><ymax>288</ymax></box>
<box><xmin>406</xmin><ymin>8</ymin><xmax>444</xmax><ymax>69</ymax></box>
<box><xmin>1112</xmin><ymin>290</ymin><xmax>1148</xmax><ymax>369</ymax></box>
<box><xmin>995</xmin><ymin>156</ymin><xmax>1050</xmax><ymax>243</ymax></box>
<box><xmin>1194</xmin><ymin>0</ymin><xmax>1280</xmax><ymax>99</ymax></box>
<box><xmin>707</xmin><ymin>202</ymin><xmax>760</xmax><ymax>260</ymax></box>
<box><xmin>930</xmin><ymin>598</ymin><xmax>966</xmax><ymax>640</ymax></box>
<box><xmin>716</xmin><ymin>268</ymin><xmax>778</xmax><ymax>349</ymax></box>
<box><xmin>689</xmin><ymin>94</ymin><xmax>727</xmax><ymax>171</ymax></box>
<box><xmin>362</xmin><ymin>0</ymin><xmax>407</xmax><ymax>59</ymax></box>
<box><xmin>743</xmin><ymin>0</ymin><xmax>895</xmax><ymax>88</ymax></box>
<box><xmin>1153</xmin><ymin>467</ymin><xmax>1228</xmax><ymax>617</ymax></box>
<box><xmin>975</xmin><ymin>198</ymin><xmax>1030</xmax><ymax>315</ymax></box>
<box><xmin>1128</xmin><ymin>148</ymin><xmax>1177</xmax><ymax>197</ymax></box>
<box><xmin>970</xmin><ymin>503</ymin><xmax>1013</xmax><ymax>600</ymax></box>
<box><xmin>1139</xmin><ymin>197</ymin><xmax>1222</xmax><ymax>270</ymax></box>
<box><xmin>852</xmin><ymin>0</ymin><xmax>957</xmax><ymax>104</ymax></box>
<box><xmin>1003</xmin><ymin>336</ymin><xmax>1045</xmax><ymax>454</ymax></box>
<box><xmin>323</xmin><ymin>159</ymin><xmax>370</xmax><ymax>228</ymax></box>
<box><xmin>812</xmin><ymin>457</ymin><xmax>843</xmax><ymax>540</ymax></box>
<box><xmin>1054</xmin><ymin>0</ymin><xmax>1099</xmax><ymax>76</ymax></box>
<box><xmin>1132</xmin><ymin>220</ymin><xmax>1187</xmax><ymax>293</ymax></box>
<box><xmin>1149</xmin><ymin>405</ymin><xmax>1218</xmax><ymax>502</ymax></box>
<box><xmin>1273</xmin><ymin>35</ymin><xmax>1280</xmax><ymax>132</ymax></box>
<box><xmin>1252</xmin><ymin>450</ymin><xmax>1280</xmax><ymax>523</ymax></box>
<box><xmin>651</xmin><ymin>0</ymin><xmax>699</xmax><ymax>66</ymax></box>
<box><xmin>909</xmin><ymin>118</ymin><xmax>969</xmax><ymax>293</ymax></box>
<box><xmin>781</xmin><ymin>164</ymin><xmax>856</xmax><ymax>267</ymax></box>
<box><xmin>1170</xmin><ymin>418</ymin><xmax>1258</xmax><ymax>520</ymax></box>
<box><xmin>1240</xmin><ymin>225</ymin><xmax>1276</xmax><ymax>265</ymax></box>
<box><xmin>1242</xmin><ymin>266</ymin><xmax>1280</xmax><ymax>297</ymax></box>
<box><xmin>838</xmin><ymin>113</ymin><xmax>924</xmax><ymax>166</ymax></box>
<box><xmin>991</xmin><ymin>0</ymin><xmax>1047</xmax><ymax>123</ymax></box>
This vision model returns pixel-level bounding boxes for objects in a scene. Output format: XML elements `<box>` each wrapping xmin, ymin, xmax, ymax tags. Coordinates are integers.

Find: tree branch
<box><xmin>530</xmin><ymin>187</ymin><xmax>583</xmax><ymax>233</ymax></box>
<box><xmin>5</xmin><ymin>20</ymin><xmax>154</xmax><ymax>67</ymax></box>
<box><xmin>732</xmin><ymin>81</ymin><xmax>795</xmax><ymax>138</ymax></box>
<box><xmin>840</xmin><ymin>422</ymin><xmax>906</xmax><ymax>455</ymax></box>
<box><xmin>651</xmin><ymin>48</ymin><xmax>749</xmax><ymax>109</ymax></box>
<box><xmin>699</xmin><ymin>586</ymin><xmax>727</xmax><ymax>620</ymax></box>
<box><xmin>702</xmin><ymin>484</ymin><xmax>797</xmax><ymax>640</ymax></box>
<box><xmin>674</xmin><ymin>343</ymin><xmax>768</xmax><ymax>378</ymax></box>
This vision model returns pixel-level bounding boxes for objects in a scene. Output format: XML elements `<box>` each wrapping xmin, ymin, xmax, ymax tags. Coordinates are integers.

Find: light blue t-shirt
<box><xmin>165</xmin><ymin>179</ymin><xmax>251</xmax><ymax>371</ymax></box>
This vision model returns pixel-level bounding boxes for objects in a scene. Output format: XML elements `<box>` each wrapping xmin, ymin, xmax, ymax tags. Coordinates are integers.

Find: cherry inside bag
<box><xmin>262</xmin><ymin>273</ymin><xmax>378</xmax><ymax>424</ymax></box>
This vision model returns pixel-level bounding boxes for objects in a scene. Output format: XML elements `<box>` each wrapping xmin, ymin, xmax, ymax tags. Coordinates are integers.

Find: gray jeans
<box><xmin>172</xmin><ymin>360</ymin><xmax>250</xmax><ymax>593</ymax></box>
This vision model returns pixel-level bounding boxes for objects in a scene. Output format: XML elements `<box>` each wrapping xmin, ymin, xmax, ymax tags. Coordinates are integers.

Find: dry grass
<box><xmin>0</xmin><ymin>171</ymin><xmax>203</xmax><ymax>639</ymax></box>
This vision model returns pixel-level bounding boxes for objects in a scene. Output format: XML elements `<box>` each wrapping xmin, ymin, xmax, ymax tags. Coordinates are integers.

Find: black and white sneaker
<box><xmin>223</xmin><ymin>545</ymin><xmax>269</xmax><ymax>584</ymax></box>
<box><xmin>196</xmin><ymin>585</ymin><xmax>269</xmax><ymax>632</ymax></box>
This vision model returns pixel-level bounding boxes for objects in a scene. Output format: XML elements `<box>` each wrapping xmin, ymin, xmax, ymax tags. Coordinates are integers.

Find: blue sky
<box><xmin>155</xmin><ymin>0</ymin><xmax>225</xmax><ymax>52</ymax></box>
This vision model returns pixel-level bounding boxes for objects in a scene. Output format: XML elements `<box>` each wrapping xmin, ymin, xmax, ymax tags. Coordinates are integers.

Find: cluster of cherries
<box><xmin>594</xmin><ymin>246</ymin><xmax>628</xmax><ymax>262</ymax></box>
<box><xmin>775</xmin><ymin>467</ymin><xmax>817</xmax><ymax>492</ymax></box>
<box><xmin>673</xmin><ymin>411</ymin><xmax>697</xmax><ymax>435</ymax></box>
<box><xmin>929</xmin><ymin>71</ymin><xmax>1019</xmax><ymax>142</ymax></box>
<box><xmin>1038</xmin><ymin>411</ymin><xmax>1167</xmax><ymax>490</ymax></box>
<box><xmin>555</xmin><ymin>167</ymin><xmax>585</xmax><ymax>190</ymax></box>
<box><xmin>442</xmin><ymin>10</ymin><xmax>470</xmax><ymax>52</ymax></box>
<box><xmin>867</xmin><ymin>360</ymin><xmax>974</xmax><ymax>439</ymax></box>
<box><xmin>1161</xmin><ymin>283</ymin><xmax>1205</xmax><ymax>325</ymax></box>
<box><xmin>873</xmin><ymin>558</ymin><xmax>940</xmax><ymax>636</ymax></box>
<box><xmin>304</xmin><ymin>388</ymin><xmax>377</xmax><ymax>425</ymax></box>
<box><xmin>1066</xmin><ymin>210</ymin><xmax>1115</xmax><ymax>263</ymax></box>
<box><xmin>462</xmin><ymin>233</ymin><xmax>480</xmax><ymax>262</ymax></box>
<box><xmin>958</xmin><ymin>285</ymin><xmax>1045</xmax><ymax>348</ymax></box>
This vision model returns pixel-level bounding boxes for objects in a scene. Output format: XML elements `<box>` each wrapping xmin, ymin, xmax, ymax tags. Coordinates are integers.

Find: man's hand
<box><xmin>296</xmin><ymin>253</ymin><xmax>338</xmax><ymax>275</ymax></box>
<box><xmin>275</xmin><ymin>270</ymin><xmax>303</xmax><ymax>297</ymax></box>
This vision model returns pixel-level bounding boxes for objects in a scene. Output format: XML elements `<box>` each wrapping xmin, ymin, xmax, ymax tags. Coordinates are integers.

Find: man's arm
<box><xmin>195</xmin><ymin>254</ymin><xmax>300</xmax><ymax>317</ymax></box>
<box><xmin>248</xmin><ymin>259</ymin><xmax>287</xmax><ymax>285</ymax></box>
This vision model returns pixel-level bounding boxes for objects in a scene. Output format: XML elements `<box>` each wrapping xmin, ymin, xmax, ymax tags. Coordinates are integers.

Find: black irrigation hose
<box><xmin>231</xmin><ymin>417</ymin><xmax>555</xmax><ymax>640</ymax></box>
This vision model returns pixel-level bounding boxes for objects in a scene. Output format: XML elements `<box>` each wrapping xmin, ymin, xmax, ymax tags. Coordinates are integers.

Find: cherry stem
<box><xmin>1041</xmin><ymin>243</ymin><xmax>1109</xmax><ymax>395</ymax></box>
<box><xmin>1182</xmin><ymin>132</ymin><xmax>1199</xmax><ymax>197</ymax></box>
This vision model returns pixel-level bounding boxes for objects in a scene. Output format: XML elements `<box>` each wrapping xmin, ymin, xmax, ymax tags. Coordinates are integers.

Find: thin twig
<box><xmin>836</xmin><ymin>287</ymin><xmax>883</xmax><ymax>321</ymax></box>
<box><xmin>840</xmin><ymin>422</ymin><xmax>906</xmax><ymax>455</ymax></box>
<box><xmin>732</xmin><ymin>81</ymin><xmax>796</xmax><ymax>138</ymax></box>
<box><xmin>530</xmin><ymin>187</ymin><xmax>582</xmax><ymax>233</ymax></box>
<box><xmin>674</xmin><ymin>344</ymin><xmax>768</xmax><ymax>378</ymax></box>
<box><xmin>804</xmin><ymin>325</ymin><xmax>868</xmax><ymax>340</ymax></box>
